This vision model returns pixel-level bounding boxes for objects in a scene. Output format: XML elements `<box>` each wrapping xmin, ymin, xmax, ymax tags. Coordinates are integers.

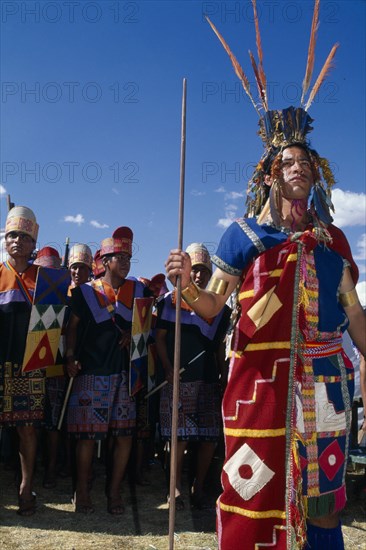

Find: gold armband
<box><xmin>206</xmin><ymin>276</ymin><xmax>229</xmax><ymax>295</ymax></box>
<box><xmin>181</xmin><ymin>280</ymin><xmax>201</xmax><ymax>305</ymax></box>
<box><xmin>339</xmin><ymin>288</ymin><xmax>358</xmax><ymax>307</ymax></box>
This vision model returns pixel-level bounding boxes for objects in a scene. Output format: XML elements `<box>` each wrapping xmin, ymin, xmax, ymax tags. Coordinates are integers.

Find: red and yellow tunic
<box><xmin>213</xmin><ymin>219</ymin><xmax>358</xmax><ymax>549</ymax></box>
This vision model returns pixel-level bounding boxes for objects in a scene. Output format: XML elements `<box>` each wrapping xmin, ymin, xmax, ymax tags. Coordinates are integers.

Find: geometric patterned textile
<box><xmin>223</xmin><ymin>442</ymin><xmax>275</xmax><ymax>501</ymax></box>
<box><xmin>318</xmin><ymin>440</ymin><xmax>344</xmax><ymax>482</ymax></box>
<box><xmin>129</xmin><ymin>297</ymin><xmax>154</xmax><ymax>396</ymax></box>
<box><xmin>22</xmin><ymin>267</ymin><xmax>70</xmax><ymax>372</ymax></box>
<box><xmin>213</xmin><ymin>218</ymin><xmax>356</xmax><ymax>550</ymax></box>
<box><xmin>32</xmin><ymin>266</ymin><xmax>70</xmax><ymax>305</ymax></box>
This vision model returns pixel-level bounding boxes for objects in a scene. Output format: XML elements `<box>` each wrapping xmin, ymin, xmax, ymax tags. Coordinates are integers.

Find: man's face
<box><xmin>279</xmin><ymin>146</ymin><xmax>314</xmax><ymax>200</ymax></box>
<box><xmin>70</xmin><ymin>263</ymin><xmax>90</xmax><ymax>286</ymax></box>
<box><xmin>5</xmin><ymin>231</ymin><xmax>35</xmax><ymax>260</ymax></box>
<box><xmin>106</xmin><ymin>253</ymin><xmax>131</xmax><ymax>280</ymax></box>
<box><xmin>191</xmin><ymin>264</ymin><xmax>211</xmax><ymax>289</ymax></box>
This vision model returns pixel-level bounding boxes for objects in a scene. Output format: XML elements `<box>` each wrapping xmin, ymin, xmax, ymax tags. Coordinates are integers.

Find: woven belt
<box><xmin>303</xmin><ymin>338</ymin><xmax>343</xmax><ymax>357</ymax></box>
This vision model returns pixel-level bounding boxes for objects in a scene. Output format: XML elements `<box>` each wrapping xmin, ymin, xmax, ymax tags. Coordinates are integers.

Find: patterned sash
<box><xmin>3</xmin><ymin>261</ymin><xmax>33</xmax><ymax>306</ymax></box>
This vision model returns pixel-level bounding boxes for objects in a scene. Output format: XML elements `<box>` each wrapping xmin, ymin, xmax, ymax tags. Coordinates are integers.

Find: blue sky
<box><xmin>0</xmin><ymin>0</ymin><xmax>365</xmax><ymax>301</ymax></box>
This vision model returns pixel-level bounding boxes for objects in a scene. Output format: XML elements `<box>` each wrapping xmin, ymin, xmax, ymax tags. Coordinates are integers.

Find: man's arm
<box><xmin>165</xmin><ymin>249</ymin><xmax>239</xmax><ymax>318</ymax></box>
<box><xmin>339</xmin><ymin>267</ymin><xmax>366</xmax><ymax>357</ymax></box>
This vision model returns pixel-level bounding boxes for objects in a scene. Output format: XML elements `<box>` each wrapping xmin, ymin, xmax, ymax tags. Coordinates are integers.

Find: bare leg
<box><xmin>192</xmin><ymin>441</ymin><xmax>216</xmax><ymax>495</ymax></box>
<box><xmin>43</xmin><ymin>430</ymin><xmax>59</xmax><ymax>487</ymax></box>
<box><xmin>107</xmin><ymin>435</ymin><xmax>132</xmax><ymax>514</ymax></box>
<box><xmin>307</xmin><ymin>511</ymin><xmax>340</xmax><ymax>529</ymax></box>
<box><xmin>74</xmin><ymin>439</ymin><xmax>95</xmax><ymax>513</ymax></box>
<box><xmin>17</xmin><ymin>425</ymin><xmax>37</xmax><ymax>500</ymax></box>
<box><xmin>175</xmin><ymin>440</ymin><xmax>188</xmax><ymax>497</ymax></box>
<box><xmin>135</xmin><ymin>439</ymin><xmax>150</xmax><ymax>485</ymax></box>
<box><xmin>16</xmin><ymin>425</ymin><xmax>38</xmax><ymax>515</ymax></box>
<box><xmin>306</xmin><ymin>512</ymin><xmax>344</xmax><ymax>549</ymax></box>
<box><xmin>166</xmin><ymin>440</ymin><xmax>188</xmax><ymax>510</ymax></box>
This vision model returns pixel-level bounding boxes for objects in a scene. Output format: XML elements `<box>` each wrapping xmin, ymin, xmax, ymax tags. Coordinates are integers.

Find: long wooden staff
<box><xmin>168</xmin><ymin>78</ymin><xmax>187</xmax><ymax>550</ymax></box>
<box><xmin>57</xmin><ymin>374</ymin><xmax>74</xmax><ymax>430</ymax></box>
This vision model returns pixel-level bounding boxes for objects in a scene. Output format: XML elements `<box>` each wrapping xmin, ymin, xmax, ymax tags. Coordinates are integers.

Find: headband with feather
<box><xmin>206</xmin><ymin>0</ymin><xmax>338</xmax><ymax>221</ymax></box>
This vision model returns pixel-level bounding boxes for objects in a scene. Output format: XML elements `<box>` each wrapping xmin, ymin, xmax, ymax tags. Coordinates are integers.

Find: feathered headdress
<box><xmin>206</xmin><ymin>0</ymin><xmax>338</xmax><ymax>224</ymax></box>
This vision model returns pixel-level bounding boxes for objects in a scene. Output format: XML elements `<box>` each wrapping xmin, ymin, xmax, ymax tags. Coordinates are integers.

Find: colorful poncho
<box><xmin>0</xmin><ymin>262</ymin><xmax>45</xmax><ymax>426</ymax></box>
<box><xmin>212</xmin><ymin>218</ymin><xmax>358</xmax><ymax>550</ymax></box>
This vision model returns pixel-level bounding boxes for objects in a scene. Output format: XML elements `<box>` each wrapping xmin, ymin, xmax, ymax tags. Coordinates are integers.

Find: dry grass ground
<box><xmin>0</xmin><ymin>456</ymin><xmax>365</xmax><ymax>549</ymax></box>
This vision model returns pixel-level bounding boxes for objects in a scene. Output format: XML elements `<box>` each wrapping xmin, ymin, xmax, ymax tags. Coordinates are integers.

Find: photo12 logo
<box><xmin>1</xmin><ymin>81</ymin><xmax>139</xmax><ymax>104</ymax></box>
<box><xmin>1</xmin><ymin>161</ymin><xmax>140</xmax><ymax>184</ymax></box>
<box><xmin>201</xmin><ymin>81</ymin><xmax>339</xmax><ymax>105</ymax></box>
<box><xmin>1</xmin><ymin>1</ymin><xmax>140</xmax><ymax>24</ymax></box>
<box><xmin>201</xmin><ymin>1</ymin><xmax>340</xmax><ymax>24</ymax></box>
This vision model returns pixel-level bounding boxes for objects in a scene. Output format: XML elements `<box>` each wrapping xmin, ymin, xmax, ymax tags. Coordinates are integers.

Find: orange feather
<box><xmin>301</xmin><ymin>0</ymin><xmax>320</xmax><ymax>105</ymax></box>
<box><xmin>249</xmin><ymin>50</ymin><xmax>268</xmax><ymax>111</ymax></box>
<box><xmin>251</xmin><ymin>0</ymin><xmax>267</xmax><ymax>92</ymax></box>
<box><xmin>305</xmin><ymin>43</ymin><xmax>339</xmax><ymax>111</ymax></box>
<box><xmin>205</xmin><ymin>16</ymin><xmax>260</xmax><ymax>114</ymax></box>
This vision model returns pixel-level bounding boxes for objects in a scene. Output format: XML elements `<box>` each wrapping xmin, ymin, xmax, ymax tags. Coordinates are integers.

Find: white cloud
<box><xmin>0</xmin><ymin>230</ymin><xmax>6</xmax><ymax>262</ymax></box>
<box><xmin>225</xmin><ymin>191</ymin><xmax>244</xmax><ymax>200</ymax></box>
<box><xmin>147</xmin><ymin>211</ymin><xmax>155</xmax><ymax>228</ymax></box>
<box><xmin>90</xmin><ymin>220</ymin><xmax>109</xmax><ymax>229</ymax></box>
<box><xmin>217</xmin><ymin>216</ymin><xmax>234</xmax><ymax>228</ymax></box>
<box><xmin>332</xmin><ymin>189</ymin><xmax>366</xmax><ymax>228</ymax></box>
<box><xmin>214</xmin><ymin>187</ymin><xmax>226</xmax><ymax>193</ymax></box>
<box><xmin>64</xmin><ymin>214</ymin><xmax>85</xmax><ymax>225</ymax></box>
<box><xmin>191</xmin><ymin>189</ymin><xmax>206</xmax><ymax>197</ymax></box>
<box><xmin>225</xmin><ymin>203</ymin><xmax>239</xmax><ymax>212</ymax></box>
<box><xmin>217</xmin><ymin>204</ymin><xmax>237</xmax><ymax>228</ymax></box>
<box><xmin>353</xmin><ymin>233</ymin><xmax>366</xmax><ymax>261</ymax></box>
<box><xmin>356</xmin><ymin>281</ymin><xmax>366</xmax><ymax>307</ymax></box>
<box><xmin>0</xmin><ymin>184</ymin><xmax>6</xmax><ymax>195</ymax></box>
<box><xmin>353</xmin><ymin>233</ymin><xmax>366</xmax><ymax>276</ymax></box>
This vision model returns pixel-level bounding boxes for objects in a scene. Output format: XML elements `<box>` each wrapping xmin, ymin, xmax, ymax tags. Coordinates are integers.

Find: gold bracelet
<box><xmin>181</xmin><ymin>280</ymin><xmax>200</xmax><ymax>305</ymax></box>
<box><xmin>206</xmin><ymin>276</ymin><xmax>229</xmax><ymax>296</ymax></box>
<box><xmin>339</xmin><ymin>288</ymin><xmax>358</xmax><ymax>307</ymax></box>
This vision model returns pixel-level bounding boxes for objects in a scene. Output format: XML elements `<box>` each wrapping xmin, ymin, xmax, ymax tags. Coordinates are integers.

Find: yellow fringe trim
<box><xmin>306</xmin><ymin>290</ymin><xmax>318</xmax><ymax>298</ymax></box>
<box><xmin>232</xmin><ymin>341</ymin><xmax>291</xmax><ymax>357</ymax></box>
<box><xmin>307</xmin><ymin>487</ymin><xmax>320</xmax><ymax>497</ymax></box>
<box><xmin>303</xmin><ymin>411</ymin><xmax>316</xmax><ymax>420</ymax></box>
<box><xmin>299</xmin><ymin>280</ymin><xmax>310</xmax><ymax>309</ymax></box>
<box><xmin>245</xmin><ymin>341</ymin><xmax>291</xmax><ymax>351</ymax></box>
<box><xmin>219</xmin><ymin>501</ymin><xmax>286</xmax><ymax>519</ymax></box>
<box><xmin>224</xmin><ymin>427</ymin><xmax>286</xmax><ymax>437</ymax></box>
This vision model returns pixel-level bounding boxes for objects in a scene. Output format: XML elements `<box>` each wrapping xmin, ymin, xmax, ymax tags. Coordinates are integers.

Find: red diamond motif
<box><xmin>318</xmin><ymin>440</ymin><xmax>344</xmax><ymax>481</ymax></box>
<box><xmin>300</xmin><ymin>455</ymin><xmax>308</xmax><ymax>471</ymax></box>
